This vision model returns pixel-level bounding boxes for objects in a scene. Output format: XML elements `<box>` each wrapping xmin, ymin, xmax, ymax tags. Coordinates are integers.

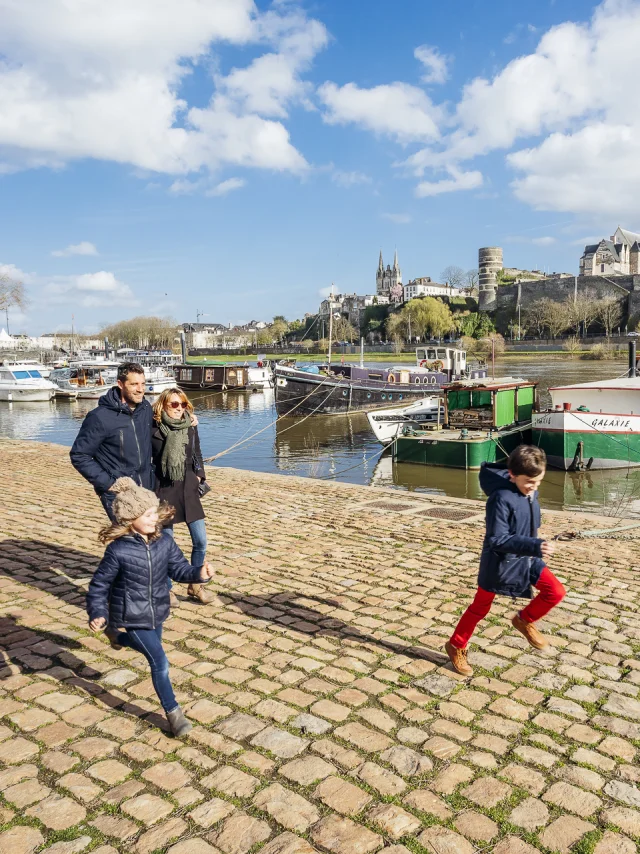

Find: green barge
<box><xmin>393</xmin><ymin>378</ymin><xmax>536</xmax><ymax>470</ymax></box>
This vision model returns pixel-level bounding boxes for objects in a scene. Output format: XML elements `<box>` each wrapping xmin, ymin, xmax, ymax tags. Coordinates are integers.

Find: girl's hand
<box><xmin>89</xmin><ymin>617</ymin><xmax>106</xmax><ymax>632</ymax></box>
<box><xmin>541</xmin><ymin>541</ymin><xmax>555</xmax><ymax>559</ymax></box>
<box><xmin>200</xmin><ymin>561</ymin><xmax>215</xmax><ymax>581</ymax></box>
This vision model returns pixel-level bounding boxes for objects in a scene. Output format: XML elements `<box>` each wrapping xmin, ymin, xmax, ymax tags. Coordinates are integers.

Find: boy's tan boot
<box><xmin>169</xmin><ymin>591</ymin><xmax>180</xmax><ymax>608</ymax></box>
<box><xmin>445</xmin><ymin>641</ymin><xmax>473</xmax><ymax>676</ymax></box>
<box><xmin>512</xmin><ymin>614</ymin><xmax>548</xmax><ymax>649</ymax></box>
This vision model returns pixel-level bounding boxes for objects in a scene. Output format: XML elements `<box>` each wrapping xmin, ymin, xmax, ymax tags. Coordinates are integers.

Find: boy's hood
<box><xmin>479</xmin><ymin>462</ymin><xmax>517</xmax><ymax>497</ymax></box>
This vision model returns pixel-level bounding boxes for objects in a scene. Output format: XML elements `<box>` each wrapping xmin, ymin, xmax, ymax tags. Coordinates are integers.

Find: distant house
<box><xmin>404</xmin><ymin>277</ymin><xmax>457</xmax><ymax>300</ymax></box>
<box><xmin>580</xmin><ymin>226</ymin><xmax>640</xmax><ymax>276</ymax></box>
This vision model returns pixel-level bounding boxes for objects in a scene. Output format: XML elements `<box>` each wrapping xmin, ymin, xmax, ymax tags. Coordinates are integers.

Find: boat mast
<box><xmin>328</xmin><ymin>283</ymin><xmax>334</xmax><ymax>366</ymax></box>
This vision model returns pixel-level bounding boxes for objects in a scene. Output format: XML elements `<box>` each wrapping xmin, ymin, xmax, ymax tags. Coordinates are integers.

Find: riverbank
<box><xmin>1</xmin><ymin>438</ymin><xmax>639</xmax><ymax>854</ymax></box>
<box><xmin>187</xmin><ymin>350</ymin><xmax>602</xmax><ymax>364</ymax></box>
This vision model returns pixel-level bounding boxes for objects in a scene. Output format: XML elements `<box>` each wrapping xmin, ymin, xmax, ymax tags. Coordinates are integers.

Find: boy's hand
<box><xmin>200</xmin><ymin>561</ymin><xmax>215</xmax><ymax>581</ymax></box>
<box><xmin>89</xmin><ymin>617</ymin><xmax>106</xmax><ymax>632</ymax></box>
<box><xmin>541</xmin><ymin>541</ymin><xmax>555</xmax><ymax>559</ymax></box>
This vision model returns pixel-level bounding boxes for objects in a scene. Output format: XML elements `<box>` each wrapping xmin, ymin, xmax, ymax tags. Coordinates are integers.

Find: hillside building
<box><xmin>376</xmin><ymin>250</ymin><xmax>402</xmax><ymax>297</ymax></box>
<box><xmin>580</xmin><ymin>227</ymin><xmax>640</xmax><ymax>276</ymax></box>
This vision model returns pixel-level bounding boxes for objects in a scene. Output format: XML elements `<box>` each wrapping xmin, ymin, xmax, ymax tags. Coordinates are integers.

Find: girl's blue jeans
<box><xmin>115</xmin><ymin>625</ymin><xmax>177</xmax><ymax>713</ymax></box>
<box><xmin>165</xmin><ymin>519</ymin><xmax>207</xmax><ymax>589</ymax></box>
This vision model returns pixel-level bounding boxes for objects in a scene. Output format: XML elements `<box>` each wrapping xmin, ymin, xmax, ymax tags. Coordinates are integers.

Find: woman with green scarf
<box><xmin>152</xmin><ymin>388</ymin><xmax>211</xmax><ymax>604</ymax></box>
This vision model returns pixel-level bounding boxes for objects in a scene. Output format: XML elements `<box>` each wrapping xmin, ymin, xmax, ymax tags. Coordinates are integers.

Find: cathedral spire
<box><xmin>378</xmin><ymin>249</ymin><xmax>384</xmax><ymax>271</ymax></box>
<box><xmin>393</xmin><ymin>248</ymin><xmax>399</xmax><ymax>271</ymax></box>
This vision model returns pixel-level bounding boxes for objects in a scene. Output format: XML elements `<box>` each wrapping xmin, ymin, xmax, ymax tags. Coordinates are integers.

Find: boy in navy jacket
<box><xmin>446</xmin><ymin>446</ymin><xmax>565</xmax><ymax>676</ymax></box>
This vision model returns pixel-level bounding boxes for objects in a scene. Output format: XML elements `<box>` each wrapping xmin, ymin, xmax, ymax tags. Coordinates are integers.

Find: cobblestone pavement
<box><xmin>1</xmin><ymin>439</ymin><xmax>640</xmax><ymax>854</ymax></box>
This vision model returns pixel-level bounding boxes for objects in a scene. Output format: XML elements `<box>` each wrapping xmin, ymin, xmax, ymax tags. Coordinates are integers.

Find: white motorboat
<box><xmin>247</xmin><ymin>364</ymin><xmax>274</xmax><ymax>390</ymax></box>
<box><xmin>367</xmin><ymin>396</ymin><xmax>444</xmax><ymax>445</ymax></box>
<box><xmin>50</xmin><ymin>361</ymin><xmax>119</xmax><ymax>399</ymax></box>
<box><xmin>2</xmin><ymin>358</ymin><xmax>52</xmax><ymax>378</ymax></box>
<box><xmin>144</xmin><ymin>367</ymin><xmax>178</xmax><ymax>396</ymax></box>
<box><xmin>0</xmin><ymin>363</ymin><xmax>57</xmax><ymax>401</ymax></box>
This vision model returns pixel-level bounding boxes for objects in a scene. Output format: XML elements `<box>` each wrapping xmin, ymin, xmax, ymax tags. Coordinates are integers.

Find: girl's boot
<box><xmin>166</xmin><ymin>706</ymin><xmax>192</xmax><ymax>738</ymax></box>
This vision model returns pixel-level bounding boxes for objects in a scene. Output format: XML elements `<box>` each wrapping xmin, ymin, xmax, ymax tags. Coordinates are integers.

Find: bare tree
<box><xmin>101</xmin><ymin>316</ymin><xmax>178</xmax><ymax>349</ymax></box>
<box><xmin>570</xmin><ymin>290</ymin><xmax>600</xmax><ymax>335</ymax></box>
<box><xmin>0</xmin><ymin>274</ymin><xmax>27</xmax><ymax>332</ymax></box>
<box><xmin>596</xmin><ymin>297</ymin><xmax>623</xmax><ymax>338</ymax></box>
<box><xmin>464</xmin><ymin>269</ymin><xmax>479</xmax><ymax>294</ymax></box>
<box><xmin>440</xmin><ymin>265</ymin><xmax>465</xmax><ymax>288</ymax></box>
<box><xmin>523</xmin><ymin>299</ymin><xmax>550</xmax><ymax>338</ymax></box>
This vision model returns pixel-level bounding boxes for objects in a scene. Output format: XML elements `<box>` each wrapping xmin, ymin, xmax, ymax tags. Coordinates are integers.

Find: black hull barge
<box><xmin>275</xmin><ymin>347</ymin><xmax>487</xmax><ymax>417</ymax></box>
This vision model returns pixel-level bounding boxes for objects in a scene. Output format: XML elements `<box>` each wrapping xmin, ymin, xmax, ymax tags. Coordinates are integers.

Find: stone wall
<box><xmin>495</xmin><ymin>274</ymin><xmax>640</xmax><ymax>331</ymax></box>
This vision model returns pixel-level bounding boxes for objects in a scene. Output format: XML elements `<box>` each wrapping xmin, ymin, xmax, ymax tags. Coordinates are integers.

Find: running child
<box><xmin>445</xmin><ymin>445</ymin><xmax>565</xmax><ymax>676</ymax></box>
<box><xmin>86</xmin><ymin>477</ymin><xmax>215</xmax><ymax>736</ymax></box>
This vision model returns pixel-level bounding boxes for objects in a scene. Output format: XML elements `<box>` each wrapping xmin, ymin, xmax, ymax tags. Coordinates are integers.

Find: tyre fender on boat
<box><xmin>388</xmin><ymin>373</ymin><xmax>396</xmax><ymax>383</ymax></box>
<box><xmin>419</xmin><ymin>359</ymin><xmax>428</xmax><ymax>368</ymax></box>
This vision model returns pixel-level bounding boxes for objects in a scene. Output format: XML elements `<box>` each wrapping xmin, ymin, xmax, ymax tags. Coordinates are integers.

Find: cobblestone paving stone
<box><xmin>1</xmin><ymin>439</ymin><xmax>640</xmax><ymax>852</ymax></box>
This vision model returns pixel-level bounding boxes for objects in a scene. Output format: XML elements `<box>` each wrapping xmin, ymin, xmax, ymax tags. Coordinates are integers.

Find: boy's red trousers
<box><xmin>450</xmin><ymin>566</ymin><xmax>565</xmax><ymax>650</ymax></box>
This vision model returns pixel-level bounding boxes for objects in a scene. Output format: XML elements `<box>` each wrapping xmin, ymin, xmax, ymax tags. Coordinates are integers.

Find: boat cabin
<box><xmin>0</xmin><ymin>365</ymin><xmax>45</xmax><ymax>381</ymax></box>
<box><xmin>416</xmin><ymin>346</ymin><xmax>466</xmax><ymax>374</ymax></box>
<box><xmin>444</xmin><ymin>379</ymin><xmax>537</xmax><ymax>430</ymax></box>
<box><xmin>173</xmin><ymin>363</ymin><xmax>248</xmax><ymax>390</ymax></box>
<box><xmin>51</xmin><ymin>362</ymin><xmax>118</xmax><ymax>388</ymax></box>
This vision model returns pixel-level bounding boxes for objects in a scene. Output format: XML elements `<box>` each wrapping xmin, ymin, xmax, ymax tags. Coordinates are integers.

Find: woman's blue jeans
<box><xmin>115</xmin><ymin>626</ymin><xmax>177</xmax><ymax>714</ymax></box>
<box><xmin>165</xmin><ymin>518</ymin><xmax>207</xmax><ymax>572</ymax></box>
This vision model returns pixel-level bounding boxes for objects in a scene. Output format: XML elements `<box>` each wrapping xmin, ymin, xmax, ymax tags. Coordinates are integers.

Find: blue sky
<box><xmin>0</xmin><ymin>0</ymin><xmax>636</xmax><ymax>334</ymax></box>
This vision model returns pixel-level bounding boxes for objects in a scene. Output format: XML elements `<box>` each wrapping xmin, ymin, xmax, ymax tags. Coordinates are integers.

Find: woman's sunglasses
<box><xmin>168</xmin><ymin>401</ymin><xmax>188</xmax><ymax>409</ymax></box>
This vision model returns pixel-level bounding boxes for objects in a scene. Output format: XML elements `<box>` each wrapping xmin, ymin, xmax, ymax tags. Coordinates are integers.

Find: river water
<box><xmin>1</xmin><ymin>357</ymin><xmax>638</xmax><ymax>518</ymax></box>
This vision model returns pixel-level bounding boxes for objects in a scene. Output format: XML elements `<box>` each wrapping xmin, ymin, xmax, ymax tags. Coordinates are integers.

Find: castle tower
<box><xmin>478</xmin><ymin>246</ymin><xmax>503</xmax><ymax>312</ymax></box>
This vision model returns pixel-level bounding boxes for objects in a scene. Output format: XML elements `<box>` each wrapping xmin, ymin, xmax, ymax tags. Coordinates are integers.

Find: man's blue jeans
<box><xmin>115</xmin><ymin>625</ymin><xmax>177</xmax><ymax>713</ymax></box>
<box><xmin>165</xmin><ymin>519</ymin><xmax>207</xmax><ymax>569</ymax></box>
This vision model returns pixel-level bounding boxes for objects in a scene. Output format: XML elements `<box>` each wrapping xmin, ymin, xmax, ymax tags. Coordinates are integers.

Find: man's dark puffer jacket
<box><xmin>87</xmin><ymin>532</ymin><xmax>204</xmax><ymax>629</ymax></box>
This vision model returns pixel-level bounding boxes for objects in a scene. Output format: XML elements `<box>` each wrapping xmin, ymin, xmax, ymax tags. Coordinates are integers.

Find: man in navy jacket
<box><xmin>70</xmin><ymin>363</ymin><xmax>153</xmax><ymax>522</ymax></box>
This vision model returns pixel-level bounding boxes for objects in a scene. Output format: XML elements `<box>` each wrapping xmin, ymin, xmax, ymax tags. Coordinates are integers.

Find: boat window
<box><xmin>368</xmin><ymin>373</ymin><xmax>383</xmax><ymax>380</ymax></box>
<box><xmin>427</xmin><ymin>349</ymin><xmax>437</xmax><ymax>359</ymax></box>
<box><xmin>437</xmin><ymin>349</ymin><xmax>447</xmax><ymax>359</ymax></box>
<box><xmin>205</xmin><ymin>369</ymin><xmax>215</xmax><ymax>382</ymax></box>
<box><xmin>11</xmin><ymin>371</ymin><xmax>31</xmax><ymax>379</ymax></box>
<box><xmin>180</xmin><ymin>369</ymin><xmax>192</xmax><ymax>381</ymax></box>
<box><xmin>28</xmin><ymin>370</ymin><xmax>42</xmax><ymax>378</ymax></box>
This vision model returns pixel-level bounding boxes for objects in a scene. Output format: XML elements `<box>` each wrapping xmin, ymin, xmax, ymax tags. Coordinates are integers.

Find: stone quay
<box><xmin>1</xmin><ymin>438</ymin><xmax>640</xmax><ymax>854</ymax></box>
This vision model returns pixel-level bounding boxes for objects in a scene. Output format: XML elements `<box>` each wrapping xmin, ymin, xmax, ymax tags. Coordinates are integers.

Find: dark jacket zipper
<box><xmin>119</xmin><ymin>429</ymin><xmax>124</xmax><ymax>461</ymax></box>
<box><xmin>131</xmin><ymin>412</ymin><xmax>142</xmax><ymax>479</ymax></box>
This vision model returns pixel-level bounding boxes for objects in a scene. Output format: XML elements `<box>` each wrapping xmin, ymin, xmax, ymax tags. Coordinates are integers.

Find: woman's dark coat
<box><xmin>87</xmin><ymin>532</ymin><xmax>203</xmax><ymax>629</ymax></box>
<box><xmin>151</xmin><ymin>423</ymin><xmax>206</xmax><ymax>525</ymax></box>
<box><xmin>477</xmin><ymin>463</ymin><xmax>544</xmax><ymax>599</ymax></box>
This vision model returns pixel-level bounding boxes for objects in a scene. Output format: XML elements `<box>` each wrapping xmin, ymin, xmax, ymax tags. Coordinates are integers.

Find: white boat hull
<box><xmin>75</xmin><ymin>386</ymin><xmax>110</xmax><ymax>399</ymax></box>
<box><xmin>145</xmin><ymin>377</ymin><xmax>176</xmax><ymax>395</ymax></box>
<box><xmin>0</xmin><ymin>387</ymin><xmax>55</xmax><ymax>402</ymax></box>
<box><xmin>367</xmin><ymin>397</ymin><xmax>444</xmax><ymax>444</ymax></box>
<box><xmin>533</xmin><ymin>409</ymin><xmax>640</xmax><ymax>470</ymax></box>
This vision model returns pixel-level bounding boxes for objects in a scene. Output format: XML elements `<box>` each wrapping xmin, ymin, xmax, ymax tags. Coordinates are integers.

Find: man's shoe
<box><xmin>104</xmin><ymin>626</ymin><xmax>123</xmax><ymax>651</ymax></box>
<box><xmin>169</xmin><ymin>591</ymin><xmax>180</xmax><ymax>608</ymax></box>
<box><xmin>187</xmin><ymin>584</ymin><xmax>214</xmax><ymax>604</ymax></box>
<box><xmin>512</xmin><ymin>613</ymin><xmax>548</xmax><ymax>649</ymax></box>
<box><xmin>445</xmin><ymin>640</ymin><xmax>473</xmax><ymax>676</ymax></box>
<box><xmin>166</xmin><ymin>706</ymin><xmax>192</xmax><ymax>738</ymax></box>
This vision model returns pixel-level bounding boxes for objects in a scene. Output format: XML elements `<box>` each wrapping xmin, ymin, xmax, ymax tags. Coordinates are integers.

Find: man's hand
<box><xmin>541</xmin><ymin>541</ymin><xmax>555</xmax><ymax>559</ymax></box>
<box><xmin>89</xmin><ymin>616</ymin><xmax>107</xmax><ymax>632</ymax></box>
<box><xmin>200</xmin><ymin>561</ymin><xmax>215</xmax><ymax>581</ymax></box>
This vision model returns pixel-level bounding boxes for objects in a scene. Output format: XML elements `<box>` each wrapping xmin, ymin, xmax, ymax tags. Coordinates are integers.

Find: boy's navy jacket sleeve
<box><xmin>86</xmin><ymin>546</ymin><xmax>120</xmax><ymax>622</ymax></box>
<box><xmin>486</xmin><ymin>492</ymin><xmax>543</xmax><ymax>557</ymax></box>
<box><xmin>70</xmin><ymin>410</ymin><xmax>114</xmax><ymax>493</ymax></box>
<box><xmin>166</xmin><ymin>538</ymin><xmax>207</xmax><ymax>583</ymax></box>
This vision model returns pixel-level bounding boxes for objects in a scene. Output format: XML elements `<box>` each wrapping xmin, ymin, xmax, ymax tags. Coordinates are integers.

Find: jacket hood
<box><xmin>479</xmin><ymin>462</ymin><xmax>516</xmax><ymax>497</ymax></box>
<box><xmin>98</xmin><ymin>385</ymin><xmax>128</xmax><ymax>413</ymax></box>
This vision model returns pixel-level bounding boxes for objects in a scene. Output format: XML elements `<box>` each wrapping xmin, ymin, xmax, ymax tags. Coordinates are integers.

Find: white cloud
<box><xmin>0</xmin><ymin>262</ymin><xmax>34</xmax><ymax>283</ymax></box>
<box><xmin>415</xmin><ymin>167</ymin><xmax>483</xmax><ymax>197</ymax></box>
<box><xmin>506</xmin><ymin>235</ymin><xmax>557</xmax><ymax>246</ymax></box>
<box><xmin>414</xmin><ymin>45</ymin><xmax>450</xmax><ymax>84</ymax></box>
<box><xmin>331</xmin><ymin>170</ymin><xmax>372</xmax><ymax>188</ymax></box>
<box><xmin>43</xmin><ymin>271</ymin><xmax>138</xmax><ymax>308</ymax></box>
<box><xmin>317</xmin><ymin>81</ymin><xmax>441</xmax><ymax>143</ymax></box>
<box><xmin>207</xmin><ymin>177</ymin><xmax>246</xmax><ymax>196</ymax></box>
<box><xmin>381</xmin><ymin>213</ymin><xmax>412</xmax><ymax>224</ymax></box>
<box><xmin>0</xmin><ymin>0</ymin><xmax>328</xmax><ymax>178</ymax></box>
<box><xmin>395</xmin><ymin>0</ymin><xmax>640</xmax><ymax>215</ymax></box>
<box><xmin>51</xmin><ymin>241</ymin><xmax>98</xmax><ymax>257</ymax></box>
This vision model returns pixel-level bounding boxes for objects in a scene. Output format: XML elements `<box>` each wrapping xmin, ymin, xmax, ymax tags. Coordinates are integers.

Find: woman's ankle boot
<box><xmin>166</xmin><ymin>706</ymin><xmax>192</xmax><ymax>738</ymax></box>
<box><xmin>187</xmin><ymin>584</ymin><xmax>214</xmax><ymax>604</ymax></box>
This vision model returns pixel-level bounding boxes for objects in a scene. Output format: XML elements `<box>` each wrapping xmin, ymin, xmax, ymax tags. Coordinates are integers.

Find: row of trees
<box><xmin>441</xmin><ymin>266</ymin><xmax>479</xmax><ymax>292</ymax></box>
<box><xmin>101</xmin><ymin>316</ymin><xmax>178</xmax><ymax>349</ymax></box>
<box><xmin>522</xmin><ymin>294</ymin><xmax>623</xmax><ymax>339</ymax></box>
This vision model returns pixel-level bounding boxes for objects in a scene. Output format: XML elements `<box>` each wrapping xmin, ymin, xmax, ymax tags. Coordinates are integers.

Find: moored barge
<box><xmin>173</xmin><ymin>363</ymin><xmax>248</xmax><ymax>390</ymax></box>
<box><xmin>274</xmin><ymin>346</ymin><xmax>487</xmax><ymax>417</ymax></box>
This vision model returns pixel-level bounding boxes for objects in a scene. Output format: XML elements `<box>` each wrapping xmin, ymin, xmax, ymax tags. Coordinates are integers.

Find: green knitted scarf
<box><xmin>159</xmin><ymin>409</ymin><xmax>191</xmax><ymax>482</ymax></box>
